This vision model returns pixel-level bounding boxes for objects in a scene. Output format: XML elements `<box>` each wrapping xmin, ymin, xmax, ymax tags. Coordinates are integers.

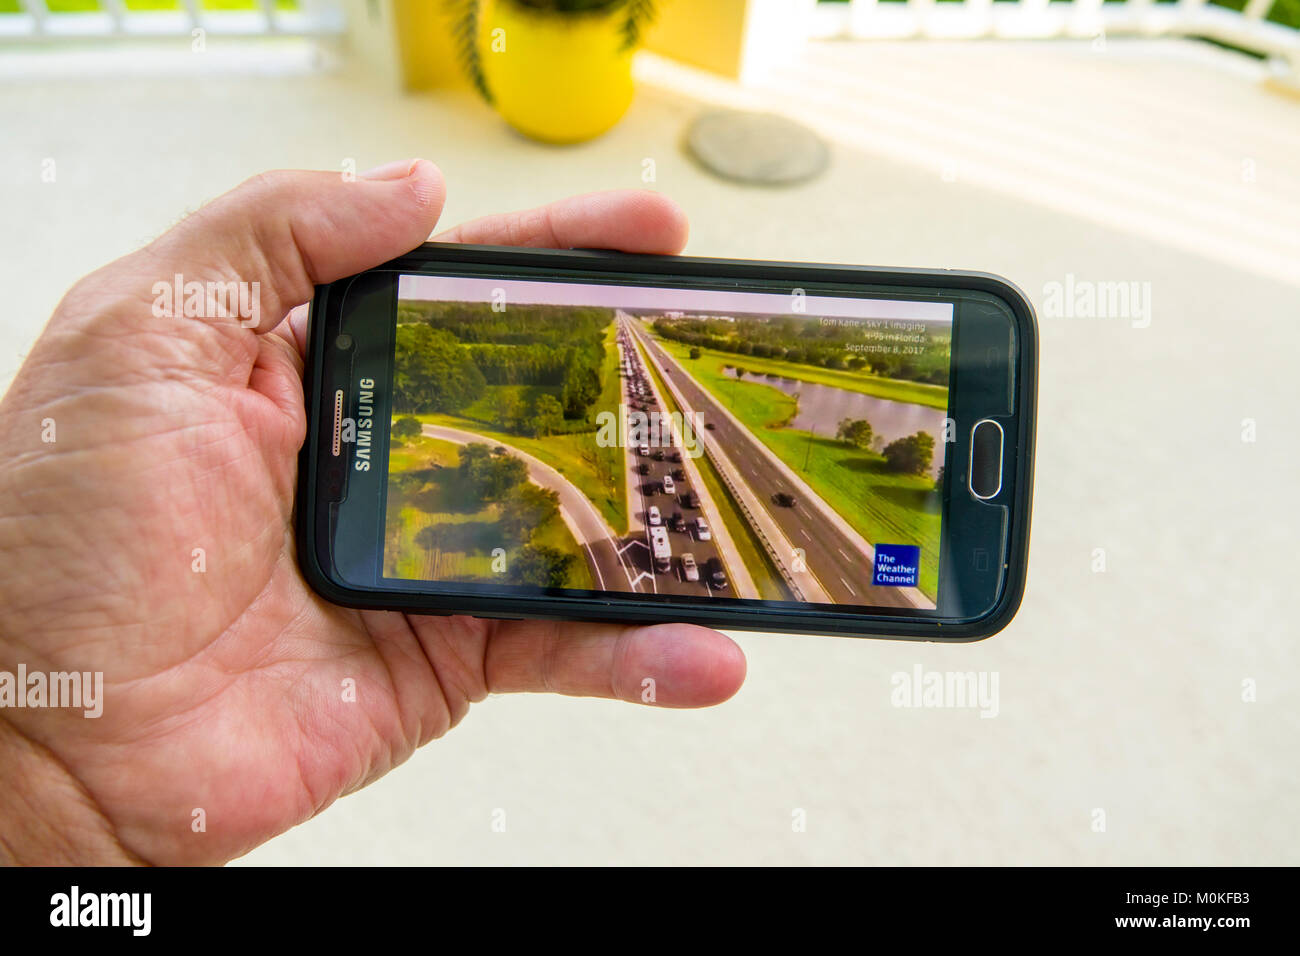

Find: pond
<box><xmin>721</xmin><ymin>368</ymin><xmax>947</xmax><ymax>477</ymax></box>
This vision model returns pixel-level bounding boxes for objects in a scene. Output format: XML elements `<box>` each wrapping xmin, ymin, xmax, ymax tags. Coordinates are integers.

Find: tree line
<box><xmin>393</xmin><ymin>301</ymin><xmax>612</xmax><ymax>430</ymax></box>
<box><xmin>656</xmin><ymin>314</ymin><xmax>950</xmax><ymax>386</ymax></box>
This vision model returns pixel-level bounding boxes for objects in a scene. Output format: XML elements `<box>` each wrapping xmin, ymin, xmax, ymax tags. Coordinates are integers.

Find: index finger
<box><xmin>433</xmin><ymin>189</ymin><xmax>690</xmax><ymax>253</ymax></box>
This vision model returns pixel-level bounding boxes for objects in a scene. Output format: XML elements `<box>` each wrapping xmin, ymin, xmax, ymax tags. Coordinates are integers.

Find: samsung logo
<box><xmin>353</xmin><ymin>377</ymin><xmax>375</xmax><ymax>472</ymax></box>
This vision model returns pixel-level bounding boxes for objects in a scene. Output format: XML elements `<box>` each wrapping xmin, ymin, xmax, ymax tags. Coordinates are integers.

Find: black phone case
<box><xmin>297</xmin><ymin>244</ymin><xmax>1037</xmax><ymax>642</ymax></box>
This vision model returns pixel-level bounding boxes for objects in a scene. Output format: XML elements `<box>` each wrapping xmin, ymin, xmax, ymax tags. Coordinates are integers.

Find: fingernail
<box><xmin>360</xmin><ymin>159</ymin><xmax>418</xmax><ymax>181</ymax></box>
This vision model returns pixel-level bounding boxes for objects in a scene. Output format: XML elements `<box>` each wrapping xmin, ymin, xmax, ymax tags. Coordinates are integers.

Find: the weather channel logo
<box><xmin>873</xmin><ymin>544</ymin><xmax>920</xmax><ymax>587</ymax></box>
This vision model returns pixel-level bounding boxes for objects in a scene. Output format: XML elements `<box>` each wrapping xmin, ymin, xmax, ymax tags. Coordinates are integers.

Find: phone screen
<box><xmin>378</xmin><ymin>273</ymin><xmax>955</xmax><ymax>612</ymax></box>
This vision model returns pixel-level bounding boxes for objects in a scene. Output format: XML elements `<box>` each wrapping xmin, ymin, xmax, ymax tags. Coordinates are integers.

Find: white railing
<box><xmin>812</xmin><ymin>0</ymin><xmax>1300</xmax><ymax>60</ymax></box>
<box><xmin>0</xmin><ymin>0</ymin><xmax>345</xmax><ymax>40</ymax></box>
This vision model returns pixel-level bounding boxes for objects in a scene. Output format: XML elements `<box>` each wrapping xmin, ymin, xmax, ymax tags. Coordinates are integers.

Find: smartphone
<box><xmin>296</xmin><ymin>243</ymin><xmax>1036</xmax><ymax>642</ymax></box>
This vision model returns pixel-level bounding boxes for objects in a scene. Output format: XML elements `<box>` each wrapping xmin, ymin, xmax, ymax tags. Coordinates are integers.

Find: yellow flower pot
<box><xmin>478</xmin><ymin>0</ymin><xmax>637</xmax><ymax>145</ymax></box>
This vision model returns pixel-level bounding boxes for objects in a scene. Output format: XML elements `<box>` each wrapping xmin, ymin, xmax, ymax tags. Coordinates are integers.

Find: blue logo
<box><xmin>873</xmin><ymin>544</ymin><xmax>920</xmax><ymax>587</ymax></box>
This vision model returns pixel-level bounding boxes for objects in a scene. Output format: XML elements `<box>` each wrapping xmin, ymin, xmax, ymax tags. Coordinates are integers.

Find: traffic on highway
<box><xmin>625</xmin><ymin>317</ymin><xmax>925</xmax><ymax>610</ymax></box>
<box><xmin>616</xmin><ymin>321</ymin><xmax>732</xmax><ymax>596</ymax></box>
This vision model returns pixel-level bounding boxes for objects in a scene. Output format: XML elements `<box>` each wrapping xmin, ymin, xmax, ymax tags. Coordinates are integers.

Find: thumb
<box><xmin>145</xmin><ymin>160</ymin><xmax>445</xmax><ymax>334</ymax></box>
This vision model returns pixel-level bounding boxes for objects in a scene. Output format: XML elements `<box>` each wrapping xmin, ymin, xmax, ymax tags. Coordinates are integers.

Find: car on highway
<box><xmin>652</xmin><ymin>449</ymin><xmax>664</xmax><ymax>461</ymax></box>
<box><xmin>647</xmin><ymin>506</ymin><xmax>662</xmax><ymax>526</ymax></box>
<box><xmin>683</xmin><ymin>491</ymin><xmax>700</xmax><ymax>509</ymax></box>
<box><xmin>650</xmin><ymin>526</ymin><xmax>671</xmax><ymax>572</ymax></box>
<box><xmin>638</xmin><ymin>444</ymin><xmax>650</xmax><ymax>457</ymax></box>
<box><xmin>636</xmin><ymin>462</ymin><xmax>650</xmax><ymax>475</ymax></box>
<box><xmin>774</xmin><ymin>491</ymin><xmax>798</xmax><ymax>508</ymax></box>
<box><xmin>680</xmin><ymin>553</ymin><xmax>699</xmax><ymax>582</ymax></box>
<box><xmin>669</xmin><ymin>451</ymin><xmax>682</xmax><ymax>462</ymax></box>
<box><xmin>704</xmin><ymin>557</ymin><xmax>728</xmax><ymax>590</ymax></box>
<box><xmin>671</xmin><ymin>468</ymin><xmax>685</xmax><ymax>480</ymax></box>
<box><xmin>694</xmin><ymin>517</ymin><xmax>712</xmax><ymax>541</ymax></box>
<box><xmin>668</xmin><ymin>512</ymin><xmax>685</xmax><ymax>532</ymax></box>
<box><xmin>661</xmin><ymin>475</ymin><xmax>676</xmax><ymax>495</ymax></box>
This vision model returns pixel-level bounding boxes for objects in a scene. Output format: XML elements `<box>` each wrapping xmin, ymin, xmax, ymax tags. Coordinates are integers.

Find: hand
<box><xmin>0</xmin><ymin>161</ymin><xmax>746</xmax><ymax>865</ymax></box>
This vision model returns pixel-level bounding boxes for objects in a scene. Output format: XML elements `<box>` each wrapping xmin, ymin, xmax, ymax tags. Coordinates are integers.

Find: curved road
<box><xmin>420</xmin><ymin>424</ymin><xmax>641</xmax><ymax>593</ymax></box>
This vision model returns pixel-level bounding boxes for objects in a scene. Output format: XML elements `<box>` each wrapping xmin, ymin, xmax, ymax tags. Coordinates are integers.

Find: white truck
<box><xmin>650</xmin><ymin>526</ymin><xmax>672</xmax><ymax>573</ymax></box>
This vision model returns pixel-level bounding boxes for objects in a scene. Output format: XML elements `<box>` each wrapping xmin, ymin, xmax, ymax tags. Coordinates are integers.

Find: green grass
<box><xmin>387</xmin><ymin>432</ymin><xmax>460</xmax><ymax>474</ymax></box>
<box><xmin>384</xmin><ymin>434</ymin><xmax>592</xmax><ymax>590</ymax></box>
<box><xmin>651</xmin><ymin>332</ymin><xmax>950</xmax><ymax>411</ymax></box>
<box><xmin>761</xmin><ymin>429</ymin><xmax>940</xmax><ymax>599</ymax></box>
<box><xmin>531</xmin><ymin>515</ymin><xmax>595</xmax><ymax>591</ymax></box>
<box><xmin>591</xmin><ymin>321</ymin><xmax>630</xmax><ymax>527</ymax></box>
<box><xmin>654</xmin><ymin>335</ymin><xmax>941</xmax><ymax>599</ymax></box>
<box><xmin>459</xmin><ymin>384</ymin><xmax>559</xmax><ymax>425</ymax></box>
<box><xmin>384</xmin><ymin>434</ymin><xmax>497</xmax><ymax>581</ymax></box>
<box><xmin>632</xmin><ymin>333</ymin><xmax>793</xmax><ymax>602</ymax></box>
<box><xmin>659</xmin><ymin>337</ymin><xmax>801</xmax><ymax>433</ymax></box>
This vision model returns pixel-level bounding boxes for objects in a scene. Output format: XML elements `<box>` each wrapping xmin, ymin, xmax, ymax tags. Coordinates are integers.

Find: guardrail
<box><xmin>634</xmin><ymin>323</ymin><xmax>812</xmax><ymax>604</ymax></box>
<box><xmin>697</xmin><ymin>431</ymin><xmax>809</xmax><ymax>604</ymax></box>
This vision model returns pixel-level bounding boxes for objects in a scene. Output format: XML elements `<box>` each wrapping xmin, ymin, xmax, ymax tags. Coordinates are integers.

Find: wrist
<box><xmin>0</xmin><ymin>715</ymin><xmax>141</xmax><ymax>865</ymax></box>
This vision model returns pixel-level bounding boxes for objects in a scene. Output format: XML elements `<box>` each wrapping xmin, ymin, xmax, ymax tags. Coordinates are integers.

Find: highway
<box><xmin>614</xmin><ymin>323</ymin><xmax>741</xmax><ymax>598</ymax></box>
<box><xmin>627</xmin><ymin>317</ymin><xmax>928</xmax><ymax>609</ymax></box>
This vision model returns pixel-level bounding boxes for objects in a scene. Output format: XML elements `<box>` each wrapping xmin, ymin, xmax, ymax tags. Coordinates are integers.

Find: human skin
<box><xmin>0</xmin><ymin>160</ymin><xmax>747</xmax><ymax>865</ymax></box>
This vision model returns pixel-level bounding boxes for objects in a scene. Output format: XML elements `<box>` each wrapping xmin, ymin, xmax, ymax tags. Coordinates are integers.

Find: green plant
<box><xmin>392</xmin><ymin>416</ymin><xmax>423</xmax><ymax>440</ymax></box>
<box><xmin>445</xmin><ymin>0</ymin><xmax>493</xmax><ymax>103</ymax></box>
<box><xmin>614</xmin><ymin>0</ymin><xmax>658</xmax><ymax>49</ymax></box>
<box><xmin>883</xmin><ymin>431</ymin><xmax>935</xmax><ymax>476</ymax></box>
<box><xmin>445</xmin><ymin>0</ymin><xmax>660</xmax><ymax>103</ymax></box>
<box><xmin>836</xmin><ymin>417</ymin><xmax>874</xmax><ymax>450</ymax></box>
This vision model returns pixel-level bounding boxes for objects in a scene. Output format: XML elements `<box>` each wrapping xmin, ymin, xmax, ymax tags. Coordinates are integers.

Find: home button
<box><xmin>969</xmin><ymin>420</ymin><xmax>1004</xmax><ymax>500</ymax></box>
